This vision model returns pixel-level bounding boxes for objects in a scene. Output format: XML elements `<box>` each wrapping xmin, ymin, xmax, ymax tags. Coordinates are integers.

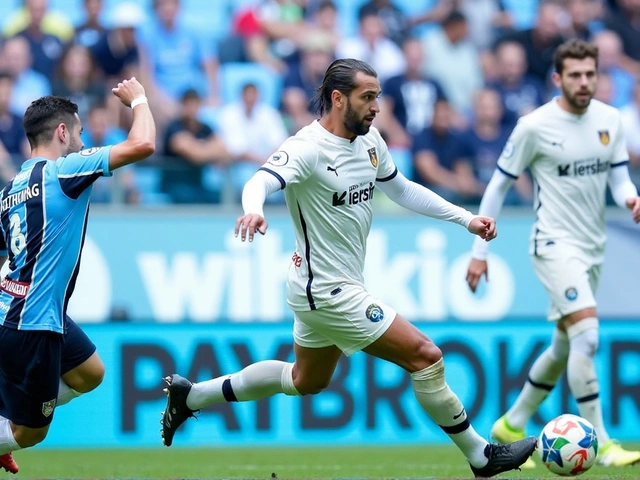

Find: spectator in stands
<box><xmin>592</xmin><ymin>30</ymin><xmax>634</xmax><ymax>108</ymax></box>
<box><xmin>282</xmin><ymin>34</ymin><xmax>334</xmax><ymax>133</ymax></box>
<box><xmin>139</xmin><ymin>0</ymin><xmax>219</xmax><ymax>125</ymax></box>
<box><xmin>459</xmin><ymin>88</ymin><xmax>532</xmax><ymax>205</ymax></box>
<box><xmin>604</xmin><ymin>0</ymin><xmax>640</xmax><ymax>67</ymax></box>
<box><xmin>52</xmin><ymin>45</ymin><xmax>105</xmax><ymax>124</ymax></box>
<box><xmin>75</xmin><ymin>0</ymin><xmax>106</xmax><ymax>49</ymax></box>
<box><xmin>421</xmin><ymin>10</ymin><xmax>483</xmax><ymax>117</ymax></box>
<box><xmin>3</xmin><ymin>0</ymin><xmax>73</xmax><ymax>43</ymax></box>
<box><xmin>358</xmin><ymin>0</ymin><xmax>409</xmax><ymax>46</ymax></box>
<box><xmin>565</xmin><ymin>0</ymin><xmax>605</xmax><ymax>40</ymax></box>
<box><xmin>594</xmin><ymin>69</ymin><xmax>614</xmax><ymax>104</ymax></box>
<box><xmin>161</xmin><ymin>89</ymin><xmax>230</xmax><ymax>204</ymax></box>
<box><xmin>89</xmin><ymin>2</ymin><xmax>142</xmax><ymax>80</ymax></box>
<box><xmin>337</xmin><ymin>10</ymin><xmax>405</xmax><ymax>84</ymax></box>
<box><xmin>0</xmin><ymin>72</ymin><xmax>29</xmax><ymax>183</ymax></box>
<box><xmin>495</xmin><ymin>0</ymin><xmax>565</xmax><ymax>83</ymax></box>
<box><xmin>9</xmin><ymin>0</ymin><xmax>66</xmax><ymax>81</ymax></box>
<box><xmin>219</xmin><ymin>82</ymin><xmax>289</xmax><ymax>200</ymax></box>
<box><xmin>620</xmin><ymin>80</ymin><xmax>640</xmax><ymax>167</ymax></box>
<box><xmin>82</xmin><ymin>102</ymin><xmax>138</xmax><ymax>204</ymax></box>
<box><xmin>376</xmin><ymin>37</ymin><xmax>447</xmax><ymax>147</ymax></box>
<box><xmin>1</xmin><ymin>35</ymin><xmax>51</xmax><ymax>116</ymax></box>
<box><xmin>412</xmin><ymin>99</ymin><xmax>480</xmax><ymax>203</ymax></box>
<box><xmin>489</xmin><ymin>40</ymin><xmax>546</xmax><ymax>129</ymax></box>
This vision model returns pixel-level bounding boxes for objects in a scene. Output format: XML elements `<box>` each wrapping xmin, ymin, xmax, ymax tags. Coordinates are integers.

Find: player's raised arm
<box><xmin>108</xmin><ymin>77</ymin><xmax>156</xmax><ymax>170</ymax></box>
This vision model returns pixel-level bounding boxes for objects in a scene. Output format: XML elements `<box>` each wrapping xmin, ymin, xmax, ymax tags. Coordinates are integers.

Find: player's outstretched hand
<box><xmin>625</xmin><ymin>197</ymin><xmax>640</xmax><ymax>223</ymax></box>
<box><xmin>111</xmin><ymin>77</ymin><xmax>146</xmax><ymax>107</ymax></box>
<box><xmin>466</xmin><ymin>258</ymin><xmax>488</xmax><ymax>293</ymax></box>
<box><xmin>468</xmin><ymin>216</ymin><xmax>497</xmax><ymax>241</ymax></box>
<box><xmin>235</xmin><ymin>213</ymin><xmax>268</xmax><ymax>242</ymax></box>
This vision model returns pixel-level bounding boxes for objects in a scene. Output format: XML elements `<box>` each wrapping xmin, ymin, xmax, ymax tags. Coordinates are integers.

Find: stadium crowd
<box><xmin>0</xmin><ymin>0</ymin><xmax>638</xmax><ymax>205</ymax></box>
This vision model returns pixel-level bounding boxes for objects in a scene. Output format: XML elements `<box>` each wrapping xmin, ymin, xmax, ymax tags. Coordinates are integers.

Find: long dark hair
<box><xmin>311</xmin><ymin>58</ymin><xmax>378</xmax><ymax>115</ymax></box>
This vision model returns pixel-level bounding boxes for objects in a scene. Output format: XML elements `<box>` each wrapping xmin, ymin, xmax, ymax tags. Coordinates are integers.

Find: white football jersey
<box><xmin>260</xmin><ymin>121</ymin><xmax>397</xmax><ymax>311</ymax></box>
<box><xmin>497</xmin><ymin>99</ymin><xmax>629</xmax><ymax>258</ymax></box>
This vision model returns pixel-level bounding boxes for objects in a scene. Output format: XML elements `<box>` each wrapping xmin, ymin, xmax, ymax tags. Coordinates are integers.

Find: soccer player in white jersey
<box><xmin>160</xmin><ymin>58</ymin><xmax>537</xmax><ymax>477</ymax></box>
<box><xmin>466</xmin><ymin>39</ymin><xmax>640</xmax><ymax>468</ymax></box>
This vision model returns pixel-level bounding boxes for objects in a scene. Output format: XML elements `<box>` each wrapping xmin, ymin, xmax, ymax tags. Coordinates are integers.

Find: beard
<box><xmin>343</xmin><ymin>99</ymin><xmax>371</xmax><ymax>136</ymax></box>
<box><xmin>65</xmin><ymin>136</ymin><xmax>83</xmax><ymax>156</ymax></box>
<box><xmin>563</xmin><ymin>84</ymin><xmax>593</xmax><ymax>111</ymax></box>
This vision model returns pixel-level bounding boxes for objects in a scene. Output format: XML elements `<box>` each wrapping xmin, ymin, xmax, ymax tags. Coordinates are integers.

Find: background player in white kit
<box><xmin>466</xmin><ymin>39</ymin><xmax>640</xmax><ymax>468</ymax></box>
<box><xmin>160</xmin><ymin>59</ymin><xmax>537</xmax><ymax>478</ymax></box>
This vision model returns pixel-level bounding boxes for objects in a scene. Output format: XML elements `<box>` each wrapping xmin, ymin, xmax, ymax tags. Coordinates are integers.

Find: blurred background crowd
<box><xmin>0</xmin><ymin>0</ymin><xmax>639</xmax><ymax>206</ymax></box>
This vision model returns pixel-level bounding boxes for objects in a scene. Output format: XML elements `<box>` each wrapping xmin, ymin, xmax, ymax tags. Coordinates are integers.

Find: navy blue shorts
<box><xmin>0</xmin><ymin>316</ymin><xmax>96</xmax><ymax>428</ymax></box>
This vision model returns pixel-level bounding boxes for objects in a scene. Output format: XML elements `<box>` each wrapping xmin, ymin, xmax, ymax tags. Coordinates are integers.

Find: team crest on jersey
<box><xmin>267</xmin><ymin>151</ymin><xmax>289</xmax><ymax>167</ymax></box>
<box><xmin>598</xmin><ymin>130</ymin><xmax>610</xmax><ymax>146</ymax></box>
<box><xmin>79</xmin><ymin>147</ymin><xmax>100</xmax><ymax>156</ymax></box>
<box><xmin>367</xmin><ymin>147</ymin><xmax>378</xmax><ymax>168</ymax></box>
<box><xmin>365</xmin><ymin>303</ymin><xmax>384</xmax><ymax>322</ymax></box>
<box><xmin>565</xmin><ymin>287</ymin><xmax>578</xmax><ymax>301</ymax></box>
<box><xmin>42</xmin><ymin>399</ymin><xmax>56</xmax><ymax>417</ymax></box>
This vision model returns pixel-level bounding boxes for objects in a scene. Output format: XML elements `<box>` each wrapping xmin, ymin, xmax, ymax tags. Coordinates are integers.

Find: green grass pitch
<box><xmin>10</xmin><ymin>445</ymin><xmax>640</xmax><ymax>479</ymax></box>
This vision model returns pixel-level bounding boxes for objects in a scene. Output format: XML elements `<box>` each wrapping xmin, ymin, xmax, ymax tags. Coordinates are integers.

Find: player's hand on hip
<box><xmin>235</xmin><ymin>214</ymin><xmax>268</xmax><ymax>242</ymax></box>
<box><xmin>625</xmin><ymin>197</ymin><xmax>640</xmax><ymax>223</ymax></box>
<box><xmin>466</xmin><ymin>258</ymin><xmax>488</xmax><ymax>293</ymax></box>
<box><xmin>111</xmin><ymin>77</ymin><xmax>146</xmax><ymax>107</ymax></box>
<box><xmin>467</xmin><ymin>216</ymin><xmax>497</xmax><ymax>241</ymax></box>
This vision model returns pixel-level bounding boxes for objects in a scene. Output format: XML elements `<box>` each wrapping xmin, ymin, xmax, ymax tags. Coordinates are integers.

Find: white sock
<box><xmin>0</xmin><ymin>417</ymin><xmax>20</xmax><ymax>455</ymax></box>
<box><xmin>186</xmin><ymin>360</ymin><xmax>299</xmax><ymax>410</ymax></box>
<box><xmin>506</xmin><ymin>329</ymin><xmax>569</xmax><ymax>430</ymax></box>
<box><xmin>57</xmin><ymin>379</ymin><xmax>82</xmax><ymax>407</ymax></box>
<box><xmin>567</xmin><ymin>319</ymin><xmax>610</xmax><ymax>443</ymax></box>
<box><xmin>412</xmin><ymin>359</ymin><xmax>488</xmax><ymax>468</ymax></box>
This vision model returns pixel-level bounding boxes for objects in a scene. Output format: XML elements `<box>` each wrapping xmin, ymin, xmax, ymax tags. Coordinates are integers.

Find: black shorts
<box><xmin>0</xmin><ymin>316</ymin><xmax>96</xmax><ymax>428</ymax></box>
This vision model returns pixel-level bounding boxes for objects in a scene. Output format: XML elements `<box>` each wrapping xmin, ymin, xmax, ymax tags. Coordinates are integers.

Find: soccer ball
<box><xmin>539</xmin><ymin>414</ymin><xmax>598</xmax><ymax>476</ymax></box>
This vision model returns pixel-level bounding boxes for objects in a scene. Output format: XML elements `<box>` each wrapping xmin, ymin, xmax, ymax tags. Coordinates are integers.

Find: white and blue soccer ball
<box><xmin>539</xmin><ymin>414</ymin><xmax>598</xmax><ymax>476</ymax></box>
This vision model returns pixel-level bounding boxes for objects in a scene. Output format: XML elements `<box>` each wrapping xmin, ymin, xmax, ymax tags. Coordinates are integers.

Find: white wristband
<box><xmin>130</xmin><ymin>96</ymin><xmax>148</xmax><ymax>109</ymax></box>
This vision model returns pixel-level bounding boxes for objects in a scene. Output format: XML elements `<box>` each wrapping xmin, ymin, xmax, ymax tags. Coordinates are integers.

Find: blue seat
<box><xmin>133</xmin><ymin>166</ymin><xmax>171</xmax><ymax>205</ymax></box>
<box><xmin>501</xmin><ymin>0</ymin><xmax>538</xmax><ymax>29</ymax></box>
<box><xmin>389</xmin><ymin>147</ymin><xmax>414</xmax><ymax>181</ymax></box>
<box><xmin>219</xmin><ymin>62</ymin><xmax>283</xmax><ymax>109</ymax></box>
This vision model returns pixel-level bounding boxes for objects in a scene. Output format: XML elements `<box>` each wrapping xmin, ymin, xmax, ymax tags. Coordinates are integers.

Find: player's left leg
<box><xmin>562</xmin><ymin>309</ymin><xmax>640</xmax><ymax>466</ymax></box>
<box><xmin>364</xmin><ymin>314</ymin><xmax>537</xmax><ymax>478</ymax></box>
<box><xmin>58</xmin><ymin>317</ymin><xmax>105</xmax><ymax>405</ymax></box>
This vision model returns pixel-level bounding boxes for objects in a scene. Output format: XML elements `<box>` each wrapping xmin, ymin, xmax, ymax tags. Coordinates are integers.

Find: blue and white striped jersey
<box><xmin>0</xmin><ymin>146</ymin><xmax>112</xmax><ymax>332</ymax></box>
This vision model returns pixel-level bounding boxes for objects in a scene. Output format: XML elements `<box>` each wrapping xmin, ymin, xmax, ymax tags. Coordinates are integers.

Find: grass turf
<box><xmin>9</xmin><ymin>445</ymin><xmax>640</xmax><ymax>479</ymax></box>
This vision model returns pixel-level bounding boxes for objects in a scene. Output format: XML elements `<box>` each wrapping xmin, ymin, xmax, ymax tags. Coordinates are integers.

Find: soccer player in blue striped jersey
<box><xmin>0</xmin><ymin>77</ymin><xmax>155</xmax><ymax>473</ymax></box>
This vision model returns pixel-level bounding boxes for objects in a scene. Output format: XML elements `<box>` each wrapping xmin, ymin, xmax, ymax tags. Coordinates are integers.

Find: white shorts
<box><xmin>293</xmin><ymin>284</ymin><xmax>396</xmax><ymax>356</ymax></box>
<box><xmin>532</xmin><ymin>244</ymin><xmax>602</xmax><ymax>321</ymax></box>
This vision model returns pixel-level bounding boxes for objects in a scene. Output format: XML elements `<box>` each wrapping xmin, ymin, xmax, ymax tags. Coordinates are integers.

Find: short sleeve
<box><xmin>257</xmin><ymin>138</ymin><xmax>317</xmax><ymax>189</ymax></box>
<box><xmin>612</xmin><ymin>112</ymin><xmax>630</xmax><ymax>166</ymax></box>
<box><xmin>57</xmin><ymin>146</ymin><xmax>113</xmax><ymax>199</ymax></box>
<box><xmin>496</xmin><ymin>119</ymin><xmax>537</xmax><ymax>179</ymax></box>
<box><xmin>372</xmin><ymin>130</ymin><xmax>397</xmax><ymax>182</ymax></box>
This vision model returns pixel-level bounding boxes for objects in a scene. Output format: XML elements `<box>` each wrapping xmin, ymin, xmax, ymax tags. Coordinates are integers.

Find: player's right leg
<box><xmin>0</xmin><ymin>325</ymin><xmax>64</xmax><ymax>473</ymax></box>
<box><xmin>58</xmin><ymin>317</ymin><xmax>105</xmax><ymax>406</ymax></box>
<box><xmin>160</xmin><ymin>330</ymin><xmax>342</xmax><ymax>446</ymax></box>
<box><xmin>364</xmin><ymin>314</ymin><xmax>537</xmax><ymax>478</ymax></box>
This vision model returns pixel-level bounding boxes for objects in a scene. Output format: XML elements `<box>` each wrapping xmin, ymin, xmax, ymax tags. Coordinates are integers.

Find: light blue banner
<box><xmin>67</xmin><ymin>210</ymin><xmax>640</xmax><ymax>323</ymax></box>
<box><xmin>45</xmin><ymin>322</ymin><xmax>640</xmax><ymax>447</ymax></box>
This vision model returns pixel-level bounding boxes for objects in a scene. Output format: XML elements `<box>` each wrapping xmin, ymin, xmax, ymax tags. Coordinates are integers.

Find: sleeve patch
<box><xmin>80</xmin><ymin>147</ymin><xmax>101</xmax><ymax>156</ymax></box>
<box><xmin>267</xmin><ymin>151</ymin><xmax>289</xmax><ymax>167</ymax></box>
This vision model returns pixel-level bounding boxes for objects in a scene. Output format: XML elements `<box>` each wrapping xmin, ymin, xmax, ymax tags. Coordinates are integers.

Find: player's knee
<box><xmin>567</xmin><ymin>319</ymin><xmax>599</xmax><ymax>358</ymax></box>
<box><xmin>13</xmin><ymin>425</ymin><xmax>49</xmax><ymax>448</ymax></box>
<box><xmin>293</xmin><ymin>376</ymin><xmax>331</xmax><ymax>396</ymax></box>
<box><xmin>72</xmin><ymin>361</ymin><xmax>105</xmax><ymax>393</ymax></box>
<box><xmin>408</xmin><ymin>340</ymin><xmax>442</xmax><ymax>372</ymax></box>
